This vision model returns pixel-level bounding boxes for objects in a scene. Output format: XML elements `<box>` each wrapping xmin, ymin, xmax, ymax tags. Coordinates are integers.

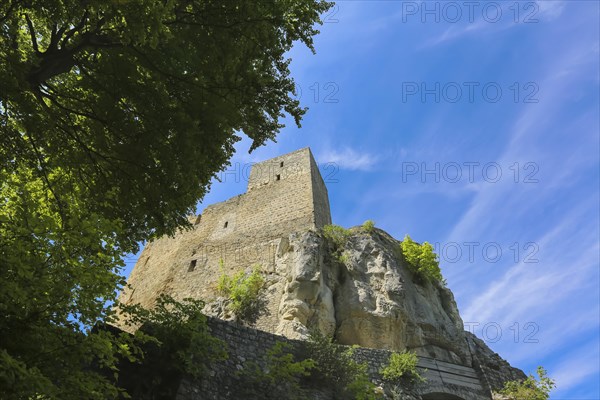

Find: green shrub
<box><xmin>338</xmin><ymin>252</ymin><xmax>350</xmax><ymax>266</ymax></box>
<box><xmin>323</xmin><ymin>224</ymin><xmax>353</xmax><ymax>266</ymax></box>
<box><xmin>499</xmin><ymin>366</ymin><xmax>555</xmax><ymax>400</ymax></box>
<box><xmin>216</xmin><ymin>265</ymin><xmax>267</xmax><ymax>325</ymax></box>
<box><xmin>240</xmin><ymin>341</ymin><xmax>316</xmax><ymax>400</ymax></box>
<box><xmin>216</xmin><ymin>258</ymin><xmax>230</xmax><ymax>295</ymax></box>
<box><xmin>344</xmin><ymin>355</ymin><xmax>380</xmax><ymax>400</ymax></box>
<box><xmin>362</xmin><ymin>220</ymin><xmax>376</xmax><ymax>233</ymax></box>
<box><xmin>380</xmin><ymin>351</ymin><xmax>425</xmax><ymax>383</ymax></box>
<box><xmin>306</xmin><ymin>331</ymin><xmax>379</xmax><ymax>400</ymax></box>
<box><xmin>323</xmin><ymin>224</ymin><xmax>352</xmax><ymax>248</ymax></box>
<box><xmin>400</xmin><ymin>235</ymin><xmax>443</xmax><ymax>284</ymax></box>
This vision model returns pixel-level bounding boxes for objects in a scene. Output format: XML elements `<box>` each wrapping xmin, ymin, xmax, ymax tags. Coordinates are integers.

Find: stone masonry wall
<box><xmin>309</xmin><ymin>151</ymin><xmax>332</xmax><ymax>228</ymax></box>
<box><xmin>177</xmin><ymin>317</ymin><xmax>391</xmax><ymax>400</ymax></box>
<box><xmin>118</xmin><ymin>148</ymin><xmax>332</xmax><ymax>333</ymax></box>
<box><xmin>175</xmin><ymin>318</ymin><xmax>493</xmax><ymax>400</ymax></box>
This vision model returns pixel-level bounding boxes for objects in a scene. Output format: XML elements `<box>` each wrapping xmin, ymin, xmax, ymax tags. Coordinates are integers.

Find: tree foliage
<box><xmin>0</xmin><ymin>163</ymin><xmax>134</xmax><ymax>399</ymax></box>
<box><xmin>118</xmin><ymin>295</ymin><xmax>227</xmax><ymax>398</ymax></box>
<box><xmin>499</xmin><ymin>366</ymin><xmax>555</xmax><ymax>400</ymax></box>
<box><xmin>0</xmin><ymin>1</ymin><xmax>331</xmax><ymax>398</ymax></box>
<box><xmin>1</xmin><ymin>0</ymin><xmax>332</xmax><ymax>247</ymax></box>
<box><xmin>400</xmin><ymin>235</ymin><xmax>444</xmax><ymax>284</ymax></box>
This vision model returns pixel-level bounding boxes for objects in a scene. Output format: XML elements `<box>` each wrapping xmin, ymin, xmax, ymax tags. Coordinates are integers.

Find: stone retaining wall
<box><xmin>176</xmin><ymin>317</ymin><xmax>493</xmax><ymax>400</ymax></box>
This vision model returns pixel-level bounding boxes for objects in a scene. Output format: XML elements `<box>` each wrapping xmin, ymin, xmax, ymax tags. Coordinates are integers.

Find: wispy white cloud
<box><xmin>551</xmin><ymin>340</ymin><xmax>600</xmax><ymax>397</ymax></box>
<box><xmin>436</xmin><ymin>16</ymin><xmax>599</xmax><ymax>387</ymax></box>
<box><xmin>319</xmin><ymin>147</ymin><xmax>380</xmax><ymax>171</ymax></box>
<box><xmin>527</xmin><ymin>306</ymin><xmax>600</xmax><ymax>367</ymax></box>
<box><xmin>445</xmin><ymin>34</ymin><xmax>599</xmax><ymax>242</ymax></box>
<box><xmin>423</xmin><ymin>20</ymin><xmax>490</xmax><ymax>47</ymax></box>
<box><xmin>422</xmin><ymin>1</ymin><xmax>568</xmax><ymax>48</ymax></box>
<box><xmin>461</xmin><ymin>217</ymin><xmax>599</xmax><ymax>324</ymax></box>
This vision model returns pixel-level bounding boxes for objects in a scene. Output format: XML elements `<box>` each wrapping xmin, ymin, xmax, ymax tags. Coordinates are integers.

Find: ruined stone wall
<box><xmin>176</xmin><ymin>317</ymin><xmax>323</xmax><ymax>400</ymax></box>
<box><xmin>309</xmin><ymin>151</ymin><xmax>332</xmax><ymax>228</ymax></box>
<box><xmin>118</xmin><ymin>148</ymin><xmax>332</xmax><ymax>330</ymax></box>
<box><xmin>175</xmin><ymin>317</ymin><xmax>493</xmax><ymax>400</ymax></box>
<box><xmin>175</xmin><ymin>316</ymin><xmax>387</xmax><ymax>400</ymax></box>
<box><xmin>114</xmin><ymin>316</ymin><xmax>522</xmax><ymax>400</ymax></box>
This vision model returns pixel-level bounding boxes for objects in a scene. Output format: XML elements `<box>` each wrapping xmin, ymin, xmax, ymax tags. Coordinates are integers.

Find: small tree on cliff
<box><xmin>400</xmin><ymin>235</ymin><xmax>444</xmax><ymax>284</ymax></box>
<box><xmin>499</xmin><ymin>366</ymin><xmax>555</xmax><ymax>400</ymax></box>
<box><xmin>0</xmin><ymin>1</ymin><xmax>332</xmax><ymax>397</ymax></box>
<box><xmin>217</xmin><ymin>265</ymin><xmax>268</xmax><ymax>325</ymax></box>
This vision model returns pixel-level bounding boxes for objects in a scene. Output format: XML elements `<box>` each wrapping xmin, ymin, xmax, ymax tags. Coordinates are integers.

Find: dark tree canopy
<box><xmin>1</xmin><ymin>0</ymin><xmax>331</xmax><ymax>246</ymax></box>
<box><xmin>0</xmin><ymin>0</ymin><xmax>332</xmax><ymax>397</ymax></box>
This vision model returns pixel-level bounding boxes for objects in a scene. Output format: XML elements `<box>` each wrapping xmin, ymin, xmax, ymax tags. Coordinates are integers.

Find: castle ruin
<box><xmin>119</xmin><ymin>148</ymin><xmax>332</xmax><ymax>332</ymax></box>
<box><xmin>119</xmin><ymin>148</ymin><xmax>527</xmax><ymax>400</ymax></box>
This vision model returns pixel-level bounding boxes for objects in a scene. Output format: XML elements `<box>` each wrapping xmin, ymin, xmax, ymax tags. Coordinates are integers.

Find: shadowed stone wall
<box><xmin>175</xmin><ymin>317</ymin><xmax>494</xmax><ymax>400</ymax></box>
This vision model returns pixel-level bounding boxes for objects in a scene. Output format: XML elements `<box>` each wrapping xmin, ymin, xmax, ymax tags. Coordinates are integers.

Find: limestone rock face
<box><xmin>275</xmin><ymin>232</ymin><xmax>337</xmax><ymax>339</ymax></box>
<box><xmin>202</xmin><ymin>226</ymin><xmax>526</xmax><ymax>388</ymax></box>
<box><xmin>466</xmin><ymin>331</ymin><xmax>528</xmax><ymax>391</ymax></box>
<box><xmin>205</xmin><ymin>228</ymin><xmax>471</xmax><ymax>365</ymax></box>
<box><xmin>331</xmin><ymin>230</ymin><xmax>468</xmax><ymax>364</ymax></box>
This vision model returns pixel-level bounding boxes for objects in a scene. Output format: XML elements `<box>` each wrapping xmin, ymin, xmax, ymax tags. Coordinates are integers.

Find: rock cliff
<box><xmin>204</xmin><ymin>226</ymin><xmax>525</xmax><ymax>387</ymax></box>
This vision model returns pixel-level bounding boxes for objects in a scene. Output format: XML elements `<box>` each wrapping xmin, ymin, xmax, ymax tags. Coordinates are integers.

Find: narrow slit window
<box><xmin>276</xmin><ymin>174</ymin><xmax>281</xmax><ymax>181</ymax></box>
<box><xmin>188</xmin><ymin>259</ymin><xmax>197</xmax><ymax>272</ymax></box>
<box><xmin>280</xmin><ymin>161</ymin><xmax>284</xmax><ymax>167</ymax></box>
<box><xmin>224</xmin><ymin>221</ymin><xmax>228</xmax><ymax>228</ymax></box>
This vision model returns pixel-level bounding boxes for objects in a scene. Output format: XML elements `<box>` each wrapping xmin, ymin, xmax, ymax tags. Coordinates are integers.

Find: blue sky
<box><xmin>123</xmin><ymin>1</ymin><xmax>599</xmax><ymax>398</ymax></box>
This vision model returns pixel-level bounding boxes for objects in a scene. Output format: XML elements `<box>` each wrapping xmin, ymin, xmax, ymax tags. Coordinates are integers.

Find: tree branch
<box><xmin>23</xmin><ymin>13</ymin><xmax>40</xmax><ymax>54</ymax></box>
<box><xmin>41</xmin><ymin>88</ymin><xmax>143</xmax><ymax>180</ymax></box>
<box><xmin>48</xmin><ymin>23</ymin><xmax>67</xmax><ymax>53</ymax></box>
<box><xmin>26</xmin><ymin>11</ymin><xmax>116</xmax><ymax>92</ymax></box>
<box><xmin>60</xmin><ymin>10</ymin><xmax>89</xmax><ymax>48</ymax></box>
<box><xmin>39</xmin><ymin>88</ymin><xmax>108</xmax><ymax>125</ymax></box>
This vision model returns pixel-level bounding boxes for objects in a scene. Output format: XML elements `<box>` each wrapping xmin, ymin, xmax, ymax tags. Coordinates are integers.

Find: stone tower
<box><xmin>118</xmin><ymin>148</ymin><xmax>331</xmax><ymax>326</ymax></box>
